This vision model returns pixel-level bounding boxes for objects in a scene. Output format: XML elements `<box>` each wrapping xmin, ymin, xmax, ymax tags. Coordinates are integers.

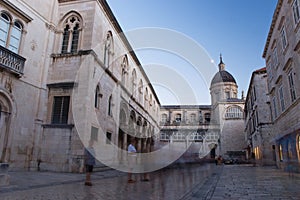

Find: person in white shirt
<box><xmin>127</xmin><ymin>138</ymin><xmax>137</xmax><ymax>183</ymax></box>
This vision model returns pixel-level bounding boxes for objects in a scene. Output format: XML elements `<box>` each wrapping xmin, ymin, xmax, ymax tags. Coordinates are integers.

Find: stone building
<box><xmin>159</xmin><ymin>105</ymin><xmax>218</xmax><ymax>162</ymax></box>
<box><xmin>159</xmin><ymin>57</ymin><xmax>246</xmax><ymax>161</ymax></box>
<box><xmin>210</xmin><ymin>56</ymin><xmax>246</xmax><ymax>158</ymax></box>
<box><xmin>244</xmin><ymin>67</ymin><xmax>274</xmax><ymax>166</ymax></box>
<box><xmin>262</xmin><ymin>0</ymin><xmax>300</xmax><ymax>172</ymax></box>
<box><xmin>0</xmin><ymin>0</ymin><xmax>160</xmax><ymax>172</ymax></box>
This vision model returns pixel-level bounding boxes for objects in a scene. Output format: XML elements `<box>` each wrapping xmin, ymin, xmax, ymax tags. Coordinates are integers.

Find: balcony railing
<box><xmin>0</xmin><ymin>45</ymin><xmax>26</xmax><ymax>76</ymax></box>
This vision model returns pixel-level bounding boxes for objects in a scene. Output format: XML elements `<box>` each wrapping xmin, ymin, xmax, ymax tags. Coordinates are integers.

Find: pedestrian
<box><xmin>84</xmin><ymin>140</ymin><xmax>96</xmax><ymax>186</ymax></box>
<box><xmin>127</xmin><ymin>138</ymin><xmax>137</xmax><ymax>183</ymax></box>
<box><xmin>215</xmin><ymin>156</ymin><xmax>218</xmax><ymax>165</ymax></box>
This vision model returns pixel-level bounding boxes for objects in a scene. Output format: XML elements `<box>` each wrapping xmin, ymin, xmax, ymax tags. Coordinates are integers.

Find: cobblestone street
<box><xmin>0</xmin><ymin>164</ymin><xmax>299</xmax><ymax>200</ymax></box>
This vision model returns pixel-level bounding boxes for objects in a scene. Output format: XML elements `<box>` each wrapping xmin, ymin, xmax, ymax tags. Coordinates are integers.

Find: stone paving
<box><xmin>0</xmin><ymin>164</ymin><xmax>299</xmax><ymax>200</ymax></box>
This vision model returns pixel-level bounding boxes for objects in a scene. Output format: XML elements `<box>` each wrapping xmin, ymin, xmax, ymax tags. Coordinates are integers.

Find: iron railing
<box><xmin>0</xmin><ymin>45</ymin><xmax>26</xmax><ymax>76</ymax></box>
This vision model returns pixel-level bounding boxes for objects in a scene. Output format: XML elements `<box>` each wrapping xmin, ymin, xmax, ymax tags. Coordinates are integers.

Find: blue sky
<box><xmin>106</xmin><ymin>0</ymin><xmax>277</xmax><ymax>105</ymax></box>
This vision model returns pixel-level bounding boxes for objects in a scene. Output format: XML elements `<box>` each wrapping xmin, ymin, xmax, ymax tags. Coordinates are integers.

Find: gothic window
<box><xmin>121</xmin><ymin>56</ymin><xmax>128</xmax><ymax>86</ymax></box>
<box><xmin>293</xmin><ymin>0</ymin><xmax>300</xmax><ymax>24</ymax></box>
<box><xmin>51</xmin><ymin>96</ymin><xmax>70</xmax><ymax>124</ymax></box>
<box><xmin>108</xmin><ymin>95</ymin><xmax>113</xmax><ymax>116</ymax></box>
<box><xmin>144</xmin><ymin>87</ymin><xmax>149</xmax><ymax>109</ymax></box>
<box><xmin>0</xmin><ymin>13</ymin><xmax>23</xmax><ymax>53</ymax></box>
<box><xmin>149</xmin><ymin>94</ymin><xmax>153</xmax><ymax>106</ymax></box>
<box><xmin>104</xmin><ymin>31</ymin><xmax>113</xmax><ymax>67</ymax></box>
<box><xmin>138</xmin><ymin>79</ymin><xmax>143</xmax><ymax>103</ymax></box>
<box><xmin>61</xmin><ymin>15</ymin><xmax>81</xmax><ymax>54</ymax></box>
<box><xmin>288</xmin><ymin>71</ymin><xmax>297</xmax><ymax>102</ymax></box>
<box><xmin>131</xmin><ymin>69</ymin><xmax>137</xmax><ymax>96</ymax></box>
<box><xmin>225</xmin><ymin>106</ymin><xmax>243</xmax><ymax>119</ymax></box>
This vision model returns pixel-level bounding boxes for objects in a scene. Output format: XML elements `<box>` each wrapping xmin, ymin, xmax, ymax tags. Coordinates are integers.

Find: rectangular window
<box><xmin>280</xmin><ymin>26</ymin><xmax>287</xmax><ymax>49</ymax></box>
<box><xmin>288</xmin><ymin>72</ymin><xmax>297</xmax><ymax>102</ymax></box>
<box><xmin>160</xmin><ymin>133</ymin><xmax>170</xmax><ymax>141</ymax></box>
<box><xmin>279</xmin><ymin>86</ymin><xmax>285</xmax><ymax>112</ymax></box>
<box><xmin>293</xmin><ymin>0</ymin><xmax>300</xmax><ymax>24</ymax></box>
<box><xmin>175</xmin><ymin>114</ymin><xmax>181</xmax><ymax>122</ymax></box>
<box><xmin>190</xmin><ymin>114</ymin><xmax>196</xmax><ymax>123</ymax></box>
<box><xmin>106</xmin><ymin>132</ymin><xmax>112</xmax><ymax>144</ymax></box>
<box><xmin>91</xmin><ymin>126</ymin><xmax>98</xmax><ymax>141</ymax></box>
<box><xmin>272</xmin><ymin>97</ymin><xmax>278</xmax><ymax>119</ymax></box>
<box><xmin>108</xmin><ymin>96</ymin><xmax>112</xmax><ymax>116</ymax></box>
<box><xmin>161</xmin><ymin>114</ymin><xmax>167</xmax><ymax>123</ymax></box>
<box><xmin>51</xmin><ymin>96</ymin><xmax>70</xmax><ymax>124</ymax></box>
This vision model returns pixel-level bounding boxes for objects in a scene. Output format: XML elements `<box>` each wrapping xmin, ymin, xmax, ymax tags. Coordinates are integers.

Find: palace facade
<box><xmin>0</xmin><ymin>0</ymin><xmax>159</xmax><ymax>172</ymax></box>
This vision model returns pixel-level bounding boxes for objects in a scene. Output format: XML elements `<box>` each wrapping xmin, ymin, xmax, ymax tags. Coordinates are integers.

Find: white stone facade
<box><xmin>0</xmin><ymin>0</ymin><xmax>160</xmax><ymax>172</ymax></box>
<box><xmin>262</xmin><ymin>0</ymin><xmax>300</xmax><ymax>172</ymax></box>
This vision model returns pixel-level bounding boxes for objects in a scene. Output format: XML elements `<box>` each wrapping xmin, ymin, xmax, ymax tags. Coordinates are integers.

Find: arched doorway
<box><xmin>0</xmin><ymin>93</ymin><xmax>12</xmax><ymax>162</ymax></box>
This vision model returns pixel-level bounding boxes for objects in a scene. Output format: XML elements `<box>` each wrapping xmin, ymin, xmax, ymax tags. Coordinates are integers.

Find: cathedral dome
<box><xmin>211</xmin><ymin>70</ymin><xmax>236</xmax><ymax>85</ymax></box>
<box><xmin>210</xmin><ymin>55</ymin><xmax>236</xmax><ymax>86</ymax></box>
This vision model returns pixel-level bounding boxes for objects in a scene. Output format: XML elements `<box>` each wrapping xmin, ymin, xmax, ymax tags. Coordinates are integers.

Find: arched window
<box><xmin>94</xmin><ymin>85</ymin><xmax>101</xmax><ymax>108</ymax></box>
<box><xmin>61</xmin><ymin>15</ymin><xmax>81</xmax><ymax>53</ymax></box>
<box><xmin>225</xmin><ymin>106</ymin><xmax>243</xmax><ymax>119</ymax></box>
<box><xmin>149</xmin><ymin>94</ymin><xmax>153</xmax><ymax>106</ymax></box>
<box><xmin>9</xmin><ymin>21</ymin><xmax>22</xmax><ymax>53</ymax></box>
<box><xmin>104</xmin><ymin>31</ymin><xmax>113</xmax><ymax>67</ymax></box>
<box><xmin>121</xmin><ymin>56</ymin><xmax>128</xmax><ymax>86</ymax></box>
<box><xmin>108</xmin><ymin>95</ymin><xmax>112</xmax><ymax>116</ymax></box>
<box><xmin>0</xmin><ymin>13</ymin><xmax>23</xmax><ymax>53</ymax></box>
<box><xmin>131</xmin><ymin>69</ymin><xmax>137</xmax><ymax>97</ymax></box>
<box><xmin>138</xmin><ymin>79</ymin><xmax>143</xmax><ymax>103</ymax></box>
<box><xmin>0</xmin><ymin>13</ymin><xmax>10</xmax><ymax>47</ymax></box>
<box><xmin>144</xmin><ymin>87</ymin><xmax>149</xmax><ymax>110</ymax></box>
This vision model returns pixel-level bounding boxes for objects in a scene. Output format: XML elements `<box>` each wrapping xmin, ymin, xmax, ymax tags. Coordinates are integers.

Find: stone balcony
<box><xmin>0</xmin><ymin>45</ymin><xmax>26</xmax><ymax>77</ymax></box>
